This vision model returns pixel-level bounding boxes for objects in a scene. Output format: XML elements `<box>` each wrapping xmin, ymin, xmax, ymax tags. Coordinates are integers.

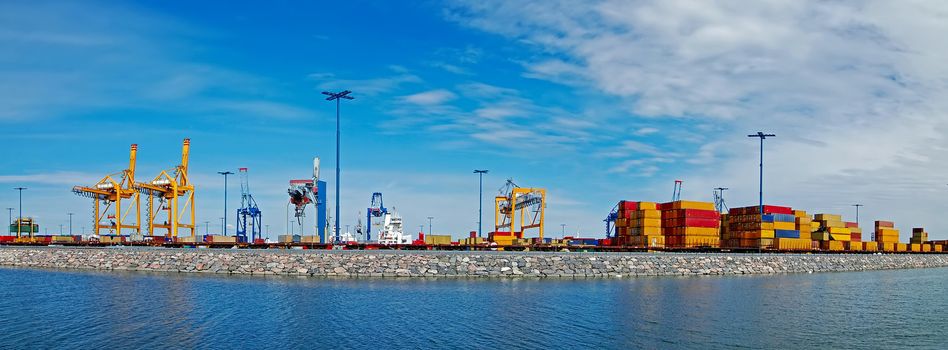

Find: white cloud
<box><xmin>633</xmin><ymin>127</ymin><xmax>659</xmax><ymax>136</ymax></box>
<box><xmin>402</xmin><ymin>89</ymin><xmax>458</xmax><ymax>105</ymax></box>
<box><xmin>449</xmin><ymin>0</ymin><xmax>948</xmax><ymax>238</ymax></box>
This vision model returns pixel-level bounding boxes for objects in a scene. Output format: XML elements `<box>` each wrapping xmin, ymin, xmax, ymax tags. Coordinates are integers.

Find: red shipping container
<box><xmin>850</xmin><ymin>233</ymin><xmax>861</xmax><ymax>242</ymax></box>
<box><xmin>845</xmin><ymin>222</ymin><xmax>859</xmax><ymax>228</ymax></box>
<box><xmin>679</xmin><ymin>209</ymin><xmax>720</xmax><ymax>219</ymax></box>
<box><xmin>253</xmin><ymin>239</ymin><xmax>265</xmax><ymax>244</ymax></box>
<box><xmin>743</xmin><ymin>205</ymin><xmax>793</xmax><ymax>215</ymax></box>
<box><xmin>620</xmin><ymin>201</ymin><xmax>638</xmax><ymax>211</ymax></box>
<box><xmin>682</xmin><ymin>218</ymin><xmax>720</xmax><ymax>228</ymax></box>
<box><xmin>875</xmin><ymin>220</ymin><xmax>894</xmax><ymax>228</ymax></box>
<box><xmin>0</xmin><ymin>235</ymin><xmax>15</xmax><ymax>242</ymax></box>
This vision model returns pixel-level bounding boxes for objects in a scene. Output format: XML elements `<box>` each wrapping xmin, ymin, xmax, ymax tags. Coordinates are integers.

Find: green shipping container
<box><xmin>9</xmin><ymin>224</ymin><xmax>39</xmax><ymax>234</ymax></box>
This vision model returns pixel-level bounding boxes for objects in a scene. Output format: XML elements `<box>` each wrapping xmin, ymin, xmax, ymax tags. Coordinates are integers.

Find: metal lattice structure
<box><xmin>494</xmin><ymin>179</ymin><xmax>546</xmax><ymax>240</ymax></box>
<box><xmin>366</xmin><ymin>192</ymin><xmax>387</xmax><ymax>242</ymax></box>
<box><xmin>134</xmin><ymin>139</ymin><xmax>196</xmax><ymax>238</ymax></box>
<box><xmin>72</xmin><ymin>144</ymin><xmax>141</xmax><ymax>237</ymax></box>
<box><xmin>236</xmin><ymin>167</ymin><xmax>262</xmax><ymax>242</ymax></box>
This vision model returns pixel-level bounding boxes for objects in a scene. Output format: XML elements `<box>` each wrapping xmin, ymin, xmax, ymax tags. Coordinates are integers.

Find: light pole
<box><xmin>204</xmin><ymin>221</ymin><xmax>210</xmax><ymax>235</ymax></box>
<box><xmin>265</xmin><ymin>224</ymin><xmax>270</xmax><ymax>240</ymax></box>
<box><xmin>68</xmin><ymin>213</ymin><xmax>74</xmax><ymax>235</ymax></box>
<box><xmin>322</xmin><ymin>89</ymin><xmax>354</xmax><ymax>244</ymax></box>
<box><xmin>14</xmin><ymin>187</ymin><xmax>26</xmax><ymax>237</ymax></box>
<box><xmin>748</xmin><ymin>132</ymin><xmax>775</xmax><ymax>253</ymax></box>
<box><xmin>219</xmin><ymin>217</ymin><xmax>225</xmax><ymax>236</ymax></box>
<box><xmin>218</xmin><ymin>171</ymin><xmax>234</xmax><ymax>235</ymax></box>
<box><xmin>427</xmin><ymin>216</ymin><xmax>434</xmax><ymax>236</ymax></box>
<box><xmin>6</xmin><ymin>207</ymin><xmax>12</xmax><ymax>230</ymax></box>
<box><xmin>561</xmin><ymin>224</ymin><xmax>566</xmax><ymax>238</ymax></box>
<box><xmin>474</xmin><ymin>170</ymin><xmax>488</xmax><ymax>238</ymax></box>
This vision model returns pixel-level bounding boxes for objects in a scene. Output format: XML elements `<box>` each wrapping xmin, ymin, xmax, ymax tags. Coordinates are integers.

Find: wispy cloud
<box><xmin>402</xmin><ymin>89</ymin><xmax>458</xmax><ymax>105</ymax></box>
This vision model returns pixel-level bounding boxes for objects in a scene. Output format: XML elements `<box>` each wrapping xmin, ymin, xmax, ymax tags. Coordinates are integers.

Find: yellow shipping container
<box><xmin>895</xmin><ymin>243</ymin><xmax>907</xmax><ymax>252</ymax></box>
<box><xmin>632</xmin><ymin>210</ymin><xmax>662</xmax><ymax>219</ymax></box>
<box><xmin>830</xmin><ymin>233</ymin><xmax>851</xmax><ymax>241</ymax></box>
<box><xmin>823</xmin><ymin>241</ymin><xmax>845</xmax><ymax>251</ymax></box>
<box><xmin>673</xmin><ymin>227</ymin><xmax>719</xmax><ymax>236</ymax></box>
<box><xmin>178</xmin><ymin>236</ymin><xmax>198</xmax><ymax>243</ymax></box>
<box><xmin>795</xmin><ymin>217</ymin><xmax>812</xmax><ymax>225</ymax></box>
<box><xmin>810</xmin><ymin>222</ymin><xmax>821</xmax><ymax>231</ymax></box>
<box><xmin>631</xmin><ymin>235</ymin><xmax>664</xmax><ymax>247</ymax></box>
<box><xmin>908</xmin><ymin>243</ymin><xmax>922</xmax><ymax>252</ymax></box>
<box><xmin>879</xmin><ymin>243</ymin><xmax>895</xmax><ymax>252</ymax></box>
<box><xmin>631</xmin><ymin>227</ymin><xmax>662</xmax><ymax>235</ymax></box>
<box><xmin>814</xmin><ymin>213</ymin><xmax>842</xmax><ymax>222</ymax></box>
<box><xmin>828</xmin><ymin>227</ymin><xmax>852</xmax><ymax>235</ymax></box>
<box><xmin>922</xmin><ymin>244</ymin><xmax>932</xmax><ymax>252</ymax></box>
<box><xmin>632</xmin><ymin>218</ymin><xmax>662</xmax><ymax>228</ymax></box>
<box><xmin>743</xmin><ymin>230</ymin><xmax>775</xmax><ymax>239</ymax></box>
<box><xmin>822</xmin><ymin>220</ymin><xmax>845</xmax><ymax>228</ymax></box>
<box><xmin>935</xmin><ymin>244</ymin><xmax>944</xmax><ymax>252</ymax></box>
<box><xmin>773</xmin><ymin>222</ymin><xmax>795</xmax><ymax>230</ymax></box>
<box><xmin>669</xmin><ymin>200</ymin><xmax>715</xmax><ymax>211</ymax></box>
<box><xmin>793</xmin><ymin>210</ymin><xmax>808</xmax><ymax>218</ymax></box>
<box><xmin>863</xmin><ymin>242</ymin><xmax>879</xmax><ymax>251</ymax></box>
<box><xmin>425</xmin><ymin>235</ymin><xmax>453</xmax><ymax>245</ymax></box>
<box><xmin>774</xmin><ymin>238</ymin><xmax>812</xmax><ymax>251</ymax></box>
<box><xmin>638</xmin><ymin>202</ymin><xmax>658</xmax><ymax>210</ymax></box>
<box><xmin>667</xmin><ymin>235</ymin><xmax>720</xmax><ymax>248</ymax></box>
<box><xmin>493</xmin><ymin>236</ymin><xmax>514</xmax><ymax>246</ymax></box>
<box><xmin>847</xmin><ymin>242</ymin><xmax>863</xmax><ymax>251</ymax></box>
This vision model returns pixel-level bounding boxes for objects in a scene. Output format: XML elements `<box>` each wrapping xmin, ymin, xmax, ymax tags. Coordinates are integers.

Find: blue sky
<box><xmin>3</xmin><ymin>1</ymin><xmax>948</xmax><ymax>240</ymax></box>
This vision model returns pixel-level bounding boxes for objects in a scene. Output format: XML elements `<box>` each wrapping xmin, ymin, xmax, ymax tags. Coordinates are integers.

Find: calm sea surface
<box><xmin>0</xmin><ymin>266</ymin><xmax>945</xmax><ymax>349</ymax></box>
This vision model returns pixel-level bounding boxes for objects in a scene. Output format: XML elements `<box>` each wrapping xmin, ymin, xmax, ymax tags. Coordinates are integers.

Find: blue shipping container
<box><xmin>772</xmin><ymin>214</ymin><xmax>796</xmax><ymax>223</ymax></box>
<box><xmin>761</xmin><ymin>214</ymin><xmax>775</xmax><ymax>223</ymax></box>
<box><xmin>775</xmin><ymin>230</ymin><xmax>800</xmax><ymax>238</ymax></box>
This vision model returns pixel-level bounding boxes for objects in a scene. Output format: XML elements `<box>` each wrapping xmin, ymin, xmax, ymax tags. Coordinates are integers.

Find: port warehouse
<box><xmin>5</xmin><ymin>139</ymin><xmax>948</xmax><ymax>254</ymax></box>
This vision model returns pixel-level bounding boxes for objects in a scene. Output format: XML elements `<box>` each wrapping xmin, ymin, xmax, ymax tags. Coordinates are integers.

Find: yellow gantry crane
<box><xmin>72</xmin><ymin>144</ymin><xmax>141</xmax><ymax>236</ymax></box>
<box><xmin>494</xmin><ymin>179</ymin><xmax>546</xmax><ymax>240</ymax></box>
<box><xmin>134</xmin><ymin>138</ymin><xmax>196</xmax><ymax>238</ymax></box>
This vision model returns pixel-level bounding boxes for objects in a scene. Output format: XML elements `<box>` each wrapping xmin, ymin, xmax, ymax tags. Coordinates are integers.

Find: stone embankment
<box><xmin>1</xmin><ymin>247</ymin><xmax>947</xmax><ymax>278</ymax></box>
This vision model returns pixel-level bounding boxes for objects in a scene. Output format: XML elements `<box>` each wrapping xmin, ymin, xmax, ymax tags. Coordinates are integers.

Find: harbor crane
<box><xmin>236</xmin><ymin>167</ymin><xmax>262</xmax><ymax>243</ymax></box>
<box><xmin>494</xmin><ymin>179</ymin><xmax>546</xmax><ymax>240</ymax></box>
<box><xmin>713</xmin><ymin>187</ymin><xmax>729</xmax><ymax>213</ymax></box>
<box><xmin>134</xmin><ymin>139</ymin><xmax>196</xmax><ymax>238</ymax></box>
<box><xmin>365</xmin><ymin>192</ymin><xmax>387</xmax><ymax>242</ymax></box>
<box><xmin>72</xmin><ymin>144</ymin><xmax>141</xmax><ymax>237</ymax></box>
<box><xmin>287</xmin><ymin>157</ymin><xmax>327</xmax><ymax>242</ymax></box>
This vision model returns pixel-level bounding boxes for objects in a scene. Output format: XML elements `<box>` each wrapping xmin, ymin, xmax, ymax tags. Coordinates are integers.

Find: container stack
<box><xmin>874</xmin><ymin>221</ymin><xmax>899</xmax><ymax>252</ymax></box>
<box><xmin>726</xmin><ymin>205</ymin><xmax>805</xmax><ymax>250</ymax></box>
<box><xmin>845</xmin><ymin>222</ymin><xmax>862</xmax><ymax>251</ymax></box>
<box><xmin>910</xmin><ymin>228</ymin><xmax>928</xmax><ymax>244</ymax></box>
<box><xmin>614</xmin><ymin>201</ymin><xmax>663</xmax><ymax>247</ymax></box>
<box><xmin>661</xmin><ymin>200</ymin><xmax>720</xmax><ymax>248</ymax></box>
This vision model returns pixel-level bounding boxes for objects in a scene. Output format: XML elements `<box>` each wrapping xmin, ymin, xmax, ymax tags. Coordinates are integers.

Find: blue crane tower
<box><xmin>366</xmin><ymin>192</ymin><xmax>387</xmax><ymax>242</ymax></box>
<box><xmin>236</xmin><ymin>167</ymin><xmax>262</xmax><ymax>243</ymax></box>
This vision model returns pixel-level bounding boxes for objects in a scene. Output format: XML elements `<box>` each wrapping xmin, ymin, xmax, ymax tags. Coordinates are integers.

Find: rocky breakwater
<box><xmin>1</xmin><ymin>247</ymin><xmax>948</xmax><ymax>278</ymax></box>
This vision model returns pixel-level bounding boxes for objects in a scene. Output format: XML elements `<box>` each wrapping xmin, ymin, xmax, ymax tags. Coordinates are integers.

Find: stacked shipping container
<box><xmin>661</xmin><ymin>201</ymin><xmax>720</xmax><ymax>248</ymax></box>
<box><xmin>614</xmin><ymin>201</ymin><xmax>664</xmax><ymax>248</ymax></box>
<box><xmin>726</xmin><ymin>205</ymin><xmax>808</xmax><ymax>250</ymax></box>
<box><xmin>874</xmin><ymin>221</ymin><xmax>899</xmax><ymax>252</ymax></box>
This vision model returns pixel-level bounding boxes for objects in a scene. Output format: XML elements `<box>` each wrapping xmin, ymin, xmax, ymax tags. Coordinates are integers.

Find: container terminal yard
<box><xmin>4</xmin><ymin>138</ymin><xmax>948</xmax><ymax>255</ymax></box>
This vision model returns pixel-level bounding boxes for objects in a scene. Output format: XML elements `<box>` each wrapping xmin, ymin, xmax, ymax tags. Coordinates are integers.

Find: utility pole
<box><xmin>218</xmin><ymin>171</ymin><xmax>234</xmax><ymax>235</ymax></box>
<box><xmin>219</xmin><ymin>217</ymin><xmax>224</xmax><ymax>236</ymax></box>
<box><xmin>322</xmin><ymin>90</ymin><xmax>354</xmax><ymax>244</ymax></box>
<box><xmin>427</xmin><ymin>216</ymin><xmax>434</xmax><ymax>236</ymax></box>
<box><xmin>204</xmin><ymin>220</ymin><xmax>210</xmax><ymax>235</ymax></box>
<box><xmin>14</xmin><ymin>187</ymin><xmax>26</xmax><ymax>238</ymax></box>
<box><xmin>68</xmin><ymin>213</ymin><xmax>74</xmax><ymax>235</ymax></box>
<box><xmin>474</xmin><ymin>169</ymin><xmax>488</xmax><ymax>239</ymax></box>
<box><xmin>748</xmin><ymin>132</ymin><xmax>775</xmax><ymax>253</ymax></box>
<box><xmin>6</xmin><ymin>207</ymin><xmax>12</xmax><ymax>230</ymax></box>
<box><xmin>561</xmin><ymin>223</ymin><xmax>566</xmax><ymax>238</ymax></box>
